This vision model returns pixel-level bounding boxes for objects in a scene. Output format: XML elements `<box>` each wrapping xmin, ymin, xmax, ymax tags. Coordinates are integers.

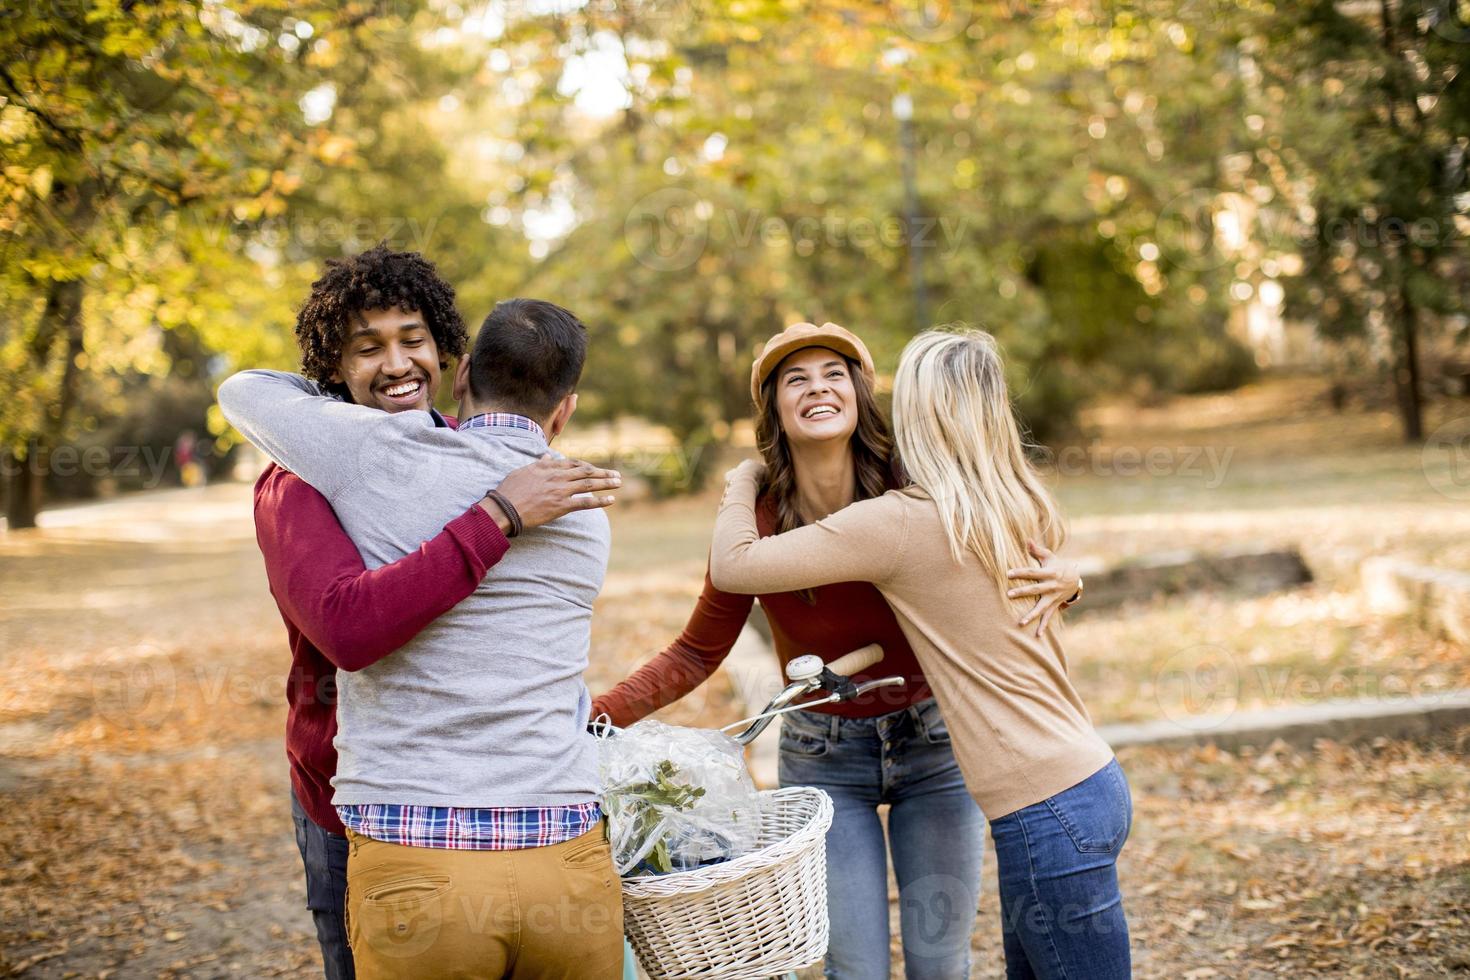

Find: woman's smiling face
<box><xmin>774</xmin><ymin>346</ymin><xmax>859</xmax><ymax>448</ymax></box>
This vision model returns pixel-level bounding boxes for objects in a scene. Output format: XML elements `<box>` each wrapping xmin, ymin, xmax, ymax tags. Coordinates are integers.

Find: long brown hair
<box><xmin>755</xmin><ymin>352</ymin><xmax>896</xmax><ymax>547</ymax></box>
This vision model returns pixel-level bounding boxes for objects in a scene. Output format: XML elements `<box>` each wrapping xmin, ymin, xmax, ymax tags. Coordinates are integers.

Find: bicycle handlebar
<box><xmin>593</xmin><ymin>644</ymin><xmax>905</xmax><ymax>746</ymax></box>
<box><xmin>824</xmin><ymin>643</ymin><xmax>884</xmax><ymax>678</ymax></box>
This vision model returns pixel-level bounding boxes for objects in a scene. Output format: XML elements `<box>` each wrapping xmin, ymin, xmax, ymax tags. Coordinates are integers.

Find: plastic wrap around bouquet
<box><xmin>597</xmin><ymin>719</ymin><xmax>763</xmax><ymax>876</ymax></box>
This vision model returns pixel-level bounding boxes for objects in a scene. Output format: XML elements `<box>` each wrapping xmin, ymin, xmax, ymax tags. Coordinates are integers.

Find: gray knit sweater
<box><xmin>219</xmin><ymin>370</ymin><xmax>606</xmax><ymax>807</ymax></box>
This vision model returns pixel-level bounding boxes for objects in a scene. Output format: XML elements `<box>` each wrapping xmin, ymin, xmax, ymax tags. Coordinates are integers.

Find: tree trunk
<box><xmin>1376</xmin><ymin>0</ymin><xmax>1424</xmax><ymax>443</ymax></box>
<box><xmin>7</xmin><ymin>276</ymin><xmax>88</xmax><ymax>530</ymax></box>
<box><xmin>47</xmin><ymin>277</ymin><xmax>87</xmax><ymax>442</ymax></box>
<box><xmin>5</xmin><ymin>172</ymin><xmax>95</xmax><ymax>532</ymax></box>
<box><xmin>4</xmin><ymin>442</ymin><xmax>43</xmax><ymax>530</ymax></box>
<box><xmin>1395</xmin><ymin>279</ymin><xmax>1425</xmax><ymax>443</ymax></box>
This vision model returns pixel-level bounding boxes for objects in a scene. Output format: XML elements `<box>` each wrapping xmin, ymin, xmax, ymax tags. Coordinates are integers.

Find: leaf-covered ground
<box><xmin>968</xmin><ymin>733</ymin><xmax>1470</xmax><ymax>978</ymax></box>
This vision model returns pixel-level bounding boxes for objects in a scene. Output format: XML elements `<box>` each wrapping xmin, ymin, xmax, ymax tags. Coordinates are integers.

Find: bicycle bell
<box><xmin>785</xmin><ymin>655</ymin><xmax>826</xmax><ymax>682</ymax></box>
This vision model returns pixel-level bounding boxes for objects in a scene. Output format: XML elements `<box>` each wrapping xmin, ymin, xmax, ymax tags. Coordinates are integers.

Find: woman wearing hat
<box><xmin>591</xmin><ymin>323</ymin><xmax>1081</xmax><ymax>979</ymax></box>
<box><xmin>706</xmin><ymin>329</ymin><xmax>1132</xmax><ymax>979</ymax></box>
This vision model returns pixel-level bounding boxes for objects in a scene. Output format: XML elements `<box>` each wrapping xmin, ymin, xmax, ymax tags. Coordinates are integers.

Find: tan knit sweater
<box><xmin>709</xmin><ymin>461</ymin><xmax>1114</xmax><ymax>819</ymax></box>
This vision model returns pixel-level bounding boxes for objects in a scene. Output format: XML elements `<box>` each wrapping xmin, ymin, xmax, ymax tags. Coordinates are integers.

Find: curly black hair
<box><xmin>294</xmin><ymin>243</ymin><xmax>468</xmax><ymax>399</ymax></box>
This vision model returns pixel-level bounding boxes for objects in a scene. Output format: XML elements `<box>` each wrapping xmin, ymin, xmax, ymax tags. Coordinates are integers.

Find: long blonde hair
<box><xmin>892</xmin><ymin>329</ymin><xmax>1065</xmax><ymax>594</ymax></box>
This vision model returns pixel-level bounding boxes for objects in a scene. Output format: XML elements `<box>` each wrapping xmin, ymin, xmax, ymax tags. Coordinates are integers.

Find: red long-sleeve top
<box><xmin>253</xmin><ymin>454</ymin><xmax>508</xmax><ymax>834</ymax></box>
<box><xmin>591</xmin><ymin>493</ymin><xmax>932</xmax><ymax>727</ymax></box>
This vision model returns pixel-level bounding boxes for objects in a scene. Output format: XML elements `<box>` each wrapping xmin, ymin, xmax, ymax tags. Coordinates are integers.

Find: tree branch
<box><xmin>0</xmin><ymin>64</ymin><xmax>86</xmax><ymax>152</ymax></box>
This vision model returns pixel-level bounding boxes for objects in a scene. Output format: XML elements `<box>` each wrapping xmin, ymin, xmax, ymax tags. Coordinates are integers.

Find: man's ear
<box><xmin>547</xmin><ymin>392</ymin><xmax>578</xmax><ymax>441</ymax></box>
<box><xmin>451</xmin><ymin>357</ymin><xmax>471</xmax><ymax>403</ymax></box>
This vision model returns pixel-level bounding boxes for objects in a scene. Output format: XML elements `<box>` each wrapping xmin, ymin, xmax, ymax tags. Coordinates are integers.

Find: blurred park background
<box><xmin>3</xmin><ymin>0</ymin><xmax>1470</xmax><ymax>977</ymax></box>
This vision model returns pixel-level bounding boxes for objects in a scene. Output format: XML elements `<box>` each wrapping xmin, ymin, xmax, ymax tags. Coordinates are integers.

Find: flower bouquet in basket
<box><xmin>597</xmin><ymin>719</ymin><xmax>762</xmax><ymax>876</ymax></box>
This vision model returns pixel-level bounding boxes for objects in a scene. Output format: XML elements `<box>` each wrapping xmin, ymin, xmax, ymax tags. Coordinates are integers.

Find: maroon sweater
<box><xmin>254</xmin><ymin>449</ymin><xmax>508</xmax><ymax>834</ymax></box>
<box><xmin>591</xmin><ymin>493</ymin><xmax>932</xmax><ymax>727</ymax></box>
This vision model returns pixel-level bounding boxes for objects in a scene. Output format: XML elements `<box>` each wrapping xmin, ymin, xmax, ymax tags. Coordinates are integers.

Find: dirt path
<box><xmin>0</xmin><ymin>485</ymin><xmax>325</xmax><ymax>977</ymax></box>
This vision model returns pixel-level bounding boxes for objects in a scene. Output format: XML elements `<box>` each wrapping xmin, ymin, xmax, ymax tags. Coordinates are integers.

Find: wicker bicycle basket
<box><xmin>620</xmin><ymin>786</ymin><xmax>834</xmax><ymax>980</ymax></box>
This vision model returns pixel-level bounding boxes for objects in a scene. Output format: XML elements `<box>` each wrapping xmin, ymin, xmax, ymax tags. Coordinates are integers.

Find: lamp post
<box><xmin>893</xmin><ymin>91</ymin><xmax>929</xmax><ymax>332</ymax></box>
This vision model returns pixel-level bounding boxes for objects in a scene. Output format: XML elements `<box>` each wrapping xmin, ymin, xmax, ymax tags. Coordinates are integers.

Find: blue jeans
<box><xmin>989</xmin><ymin>759</ymin><xmax>1133</xmax><ymax>980</ymax></box>
<box><xmin>290</xmin><ymin>790</ymin><xmax>356</xmax><ymax>980</ymax></box>
<box><xmin>778</xmin><ymin>699</ymin><xmax>986</xmax><ymax>980</ymax></box>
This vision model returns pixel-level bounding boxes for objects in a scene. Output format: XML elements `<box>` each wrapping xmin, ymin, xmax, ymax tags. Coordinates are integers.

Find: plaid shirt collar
<box><xmin>459</xmin><ymin>412</ymin><xmax>545</xmax><ymax>440</ymax></box>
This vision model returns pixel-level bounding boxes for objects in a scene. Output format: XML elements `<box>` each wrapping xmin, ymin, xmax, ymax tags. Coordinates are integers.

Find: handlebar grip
<box><xmin>825</xmin><ymin>643</ymin><xmax>884</xmax><ymax>678</ymax></box>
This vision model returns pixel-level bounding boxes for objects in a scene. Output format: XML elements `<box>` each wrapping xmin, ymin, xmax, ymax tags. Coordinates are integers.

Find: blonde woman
<box><xmin>709</xmin><ymin>329</ymin><xmax>1131</xmax><ymax>980</ymax></box>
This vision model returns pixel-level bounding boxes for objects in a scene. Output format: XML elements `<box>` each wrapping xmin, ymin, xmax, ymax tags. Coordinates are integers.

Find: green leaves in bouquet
<box><xmin>629</xmin><ymin>760</ymin><xmax>709</xmax><ymax>811</ymax></box>
<box><xmin>622</xmin><ymin>759</ymin><xmax>707</xmax><ymax>874</ymax></box>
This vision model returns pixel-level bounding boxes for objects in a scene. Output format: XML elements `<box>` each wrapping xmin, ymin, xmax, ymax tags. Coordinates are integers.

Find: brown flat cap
<box><xmin>750</xmin><ymin>321</ymin><xmax>876</xmax><ymax>406</ymax></box>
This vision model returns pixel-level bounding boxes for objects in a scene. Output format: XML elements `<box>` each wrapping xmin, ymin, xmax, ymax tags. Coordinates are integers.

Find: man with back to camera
<box><xmin>226</xmin><ymin>255</ymin><xmax>623</xmax><ymax>980</ymax></box>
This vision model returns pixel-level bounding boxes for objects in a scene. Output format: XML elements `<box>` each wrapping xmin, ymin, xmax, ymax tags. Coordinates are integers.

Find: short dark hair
<box><xmin>469</xmin><ymin>299</ymin><xmax>588</xmax><ymax>419</ymax></box>
<box><xmin>294</xmin><ymin>244</ymin><xmax>468</xmax><ymax>398</ymax></box>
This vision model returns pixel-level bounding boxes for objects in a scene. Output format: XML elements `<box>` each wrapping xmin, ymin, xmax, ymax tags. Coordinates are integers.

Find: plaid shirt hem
<box><xmin>337</xmin><ymin>802</ymin><xmax>602</xmax><ymax>850</ymax></box>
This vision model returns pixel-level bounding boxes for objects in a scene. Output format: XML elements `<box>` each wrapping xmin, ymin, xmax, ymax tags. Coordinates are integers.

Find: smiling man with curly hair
<box><xmin>294</xmin><ymin>244</ymin><xmax>469</xmax><ymax>412</ymax></box>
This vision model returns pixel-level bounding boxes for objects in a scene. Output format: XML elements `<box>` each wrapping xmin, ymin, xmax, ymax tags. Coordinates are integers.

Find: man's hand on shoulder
<box><xmin>480</xmin><ymin>455</ymin><xmax>621</xmax><ymax>535</ymax></box>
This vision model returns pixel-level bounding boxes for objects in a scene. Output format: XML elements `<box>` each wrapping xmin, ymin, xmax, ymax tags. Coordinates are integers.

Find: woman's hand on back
<box><xmin>1006</xmin><ymin>541</ymin><xmax>1081</xmax><ymax>637</ymax></box>
<box><xmin>724</xmin><ymin>458</ymin><xmax>766</xmax><ymax>484</ymax></box>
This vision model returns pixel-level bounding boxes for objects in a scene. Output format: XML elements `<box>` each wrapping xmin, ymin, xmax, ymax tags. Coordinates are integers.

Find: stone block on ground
<box><xmin>1361</xmin><ymin>557</ymin><xmax>1470</xmax><ymax>644</ymax></box>
<box><xmin>1074</xmin><ymin>546</ymin><xmax>1313</xmax><ymax>613</ymax></box>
